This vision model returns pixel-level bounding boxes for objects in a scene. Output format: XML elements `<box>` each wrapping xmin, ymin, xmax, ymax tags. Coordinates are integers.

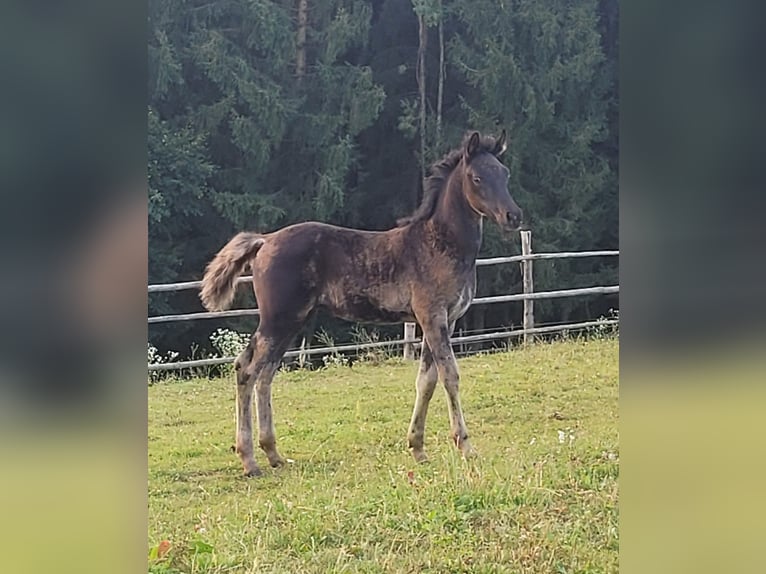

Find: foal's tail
<box><xmin>199</xmin><ymin>232</ymin><xmax>266</xmax><ymax>311</ymax></box>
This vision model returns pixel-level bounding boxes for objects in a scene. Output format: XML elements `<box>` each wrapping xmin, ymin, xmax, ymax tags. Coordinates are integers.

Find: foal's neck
<box><xmin>430</xmin><ymin>167</ymin><xmax>483</xmax><ymax>262</ymax></box>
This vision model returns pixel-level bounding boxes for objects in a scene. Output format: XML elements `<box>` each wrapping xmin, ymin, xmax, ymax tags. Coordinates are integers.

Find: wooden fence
<box><xmin>148</xmin><ymin>231</ymin><xmax>618</xmax><ymax>371</ymax></box>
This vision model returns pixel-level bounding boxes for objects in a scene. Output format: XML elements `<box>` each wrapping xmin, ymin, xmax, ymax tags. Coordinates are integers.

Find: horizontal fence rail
<box><xmin>147</xmin><ymin>286</ymin><xmax>619</xmax><ymax>325</ymax></box>
<box><xmin>148</xmin><ymin>318</ymin><xmax>618</xmax><ymax>372</ymax></box>
<box><xmin>147</xmin><ymin>250</ymin><xmax>619</xmax><ymax>294</ymax></box>
<box><xmin>474</xmin><ymin>250</ymin><xmax>619</xmax><ymax>267</ymax></box>
<box><xmin>148</xmin><ymin>240</ymin><xmax>619</xmax><ymax>371</ymax></box>
<box><xmin>472</xmin><ymin>285</ymin><xmax>619</xmax><ymax>306</ymax></box>
<box><xmin>148</xmin><ymin>309</ymin><xmax>260</xmax><ymax>324</ymax></box>
<box><xmin>148</xmin><ymin>276</ymin><xmax>249</xmax><ymax>293</ymax></box>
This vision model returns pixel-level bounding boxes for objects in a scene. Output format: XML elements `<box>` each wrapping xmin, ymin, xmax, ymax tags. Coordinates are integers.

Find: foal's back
<box><xmin>252</xmin><ymin>221</ymin><xmax>416</xmax><ymax>324</ymax></box>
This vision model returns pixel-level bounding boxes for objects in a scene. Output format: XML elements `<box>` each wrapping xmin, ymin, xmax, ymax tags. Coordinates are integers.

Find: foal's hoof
<box><xmin>269</xmin><ymin>457</ymin><xmax>287</xmax><ymax>468</ymax></box>
<box><xmin>411</xmin><ymin>449</ymin><xmax>429</xmax><ymax>464</ymax></box>
<box><xmin>461</xmin><ymin>445</ymin><xmax>479</xmax><ymax>460</ymax></box>
<box><xmin>243</xmin><ymin>466</ymin><xmax>263</xmax><ymax>478</ymax></box>
<box><xmin>457</xmin><ymin>438</ymin><xmax>479</xmax><ymax>459</ymax></box>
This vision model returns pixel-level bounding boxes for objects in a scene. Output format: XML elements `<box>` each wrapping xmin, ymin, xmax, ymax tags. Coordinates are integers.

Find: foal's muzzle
<box><xmin>499</xmin><ymin>209</ymin><xmax>523</xmax><ymax>232</ymax></box>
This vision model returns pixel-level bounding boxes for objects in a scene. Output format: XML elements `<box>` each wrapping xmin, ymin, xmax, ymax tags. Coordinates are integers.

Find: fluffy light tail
<box><xmin>199</xmin><ymin>232</ymin><xmax>265</xmax><ymax>311</ymax></box>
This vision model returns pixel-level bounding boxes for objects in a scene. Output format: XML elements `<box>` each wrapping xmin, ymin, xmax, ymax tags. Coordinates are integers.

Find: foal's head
<box><xmin>461</xmin><ymin>131</ymin><xmax>523</xmax><ymax>233</ymax></box>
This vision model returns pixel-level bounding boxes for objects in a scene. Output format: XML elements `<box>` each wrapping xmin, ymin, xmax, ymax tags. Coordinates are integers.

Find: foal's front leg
<box><xmin>418</xmin><ymin>313</ymin><xmax>476</xmax><ymax>459</ymax></box>
<box><xmin>407</xmin><ymin>320</ymin><xmax>457</xmax><ymax>462</ymax></box>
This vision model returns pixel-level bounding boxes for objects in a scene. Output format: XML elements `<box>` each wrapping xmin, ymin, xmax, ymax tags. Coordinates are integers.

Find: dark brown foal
<box><xmin>200</xmin><ymin>130</ymin><xmax>523</xmax><ymax>476</ymax></box>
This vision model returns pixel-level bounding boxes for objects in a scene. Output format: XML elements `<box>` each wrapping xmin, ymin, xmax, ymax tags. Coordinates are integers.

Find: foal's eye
<box><xmin>472</xmin><ymin>175</ymin><xmax>481</xmax><ymax>184</ymax></box>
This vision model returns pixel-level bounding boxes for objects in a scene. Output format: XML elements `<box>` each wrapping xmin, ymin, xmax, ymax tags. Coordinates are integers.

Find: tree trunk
<box><xmin>416</xmin><ymin>13</ymin><xmax>428</xmax><ymax>182</ymax></box>
<box><xmin>436</xmin><ymin>0</ymin><xmax>444</xmax><ymax>149</ymax></box>
<box><xmin>296</xmin><ymin>0</ymin><xmax>308</xmax><ymax>79</ymax></box>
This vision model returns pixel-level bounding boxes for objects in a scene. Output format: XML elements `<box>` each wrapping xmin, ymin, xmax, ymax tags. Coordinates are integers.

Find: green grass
<box><xmin>149</xmin><ymin>338</ymin><xmax>618</xmax><ymax>573</ymax></box>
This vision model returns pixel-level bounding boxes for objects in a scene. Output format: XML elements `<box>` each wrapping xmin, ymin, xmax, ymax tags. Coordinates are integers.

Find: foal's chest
<box><xmin>447</xmin><ymin>278</ymin><xmax>476</xmax><ymax>323</ymax></box>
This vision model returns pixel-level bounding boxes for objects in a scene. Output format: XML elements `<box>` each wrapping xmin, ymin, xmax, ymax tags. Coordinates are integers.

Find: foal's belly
<box><xmin>318</xmin><ymin>287</ymin><xmax>414</xmax><ymax>325</ymax></box>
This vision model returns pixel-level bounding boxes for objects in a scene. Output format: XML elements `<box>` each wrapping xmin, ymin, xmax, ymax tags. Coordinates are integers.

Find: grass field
<box><xmin>148</xmin><ymin>338</ymin><xmax>618</xmax><ymax>573</ymax></box>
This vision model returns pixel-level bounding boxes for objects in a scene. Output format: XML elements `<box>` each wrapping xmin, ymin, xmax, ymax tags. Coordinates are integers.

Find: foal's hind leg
<box><xmin>234</xmin><ymin>342</ymin><xmax>261</xmax><ymax>477</ymax></box>
<box><xmin>234</xmin><ymin>329</ymin><xmax>292</xmax><ymax>476</ymax></box>
<box><xmin>407</xmin><ymin>341</ymin><xmax>438</xmax><ymax>463</ymax></box>
<box><xmin>254</xmin><ymin>354</ymin><xmax>287</xmax><ymax>468</ymax></box>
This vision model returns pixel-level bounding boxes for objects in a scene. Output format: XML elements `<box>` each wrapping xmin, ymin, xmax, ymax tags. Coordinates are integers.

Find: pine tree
<box><xmin>147</xmin><ymin>0</ymin><xmax>618</xmax><ymax>354</ymax></box>
<box><xmin>448</xmin><ymin>0</ymin><xmax>617</xmax><ymax>323</ymax></box>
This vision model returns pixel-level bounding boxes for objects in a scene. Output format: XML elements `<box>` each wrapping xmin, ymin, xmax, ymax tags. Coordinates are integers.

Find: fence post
<box><xmin>520</xmin><ymin>230</ymin><xmax>534</xmax><ymax>344</ymax></box>
<box><xmin>298</xmin><ymin>336</ymin><xmax>308</xmax><ymax>368</ymax></box>
<box><xmin>403</xmin><ymin>322</ymin><xmax>417</xmax><ymax>360</ymax></box>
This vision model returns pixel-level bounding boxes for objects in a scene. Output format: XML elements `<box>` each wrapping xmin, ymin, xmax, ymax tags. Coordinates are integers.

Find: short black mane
<box><xmin>397</xmin><ymin>132</ymin><xmax>501</xmax><ymax>227</ymax></box>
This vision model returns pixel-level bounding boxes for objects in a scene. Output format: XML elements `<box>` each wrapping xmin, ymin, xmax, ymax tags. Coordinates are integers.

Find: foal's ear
<box><xmin>493</xmin><ymin>129</ymin><xmax>508</xmax><ymax>157</ymax></box>
<box><xmin>465</xmin><ymin>131</ymin><xmax>481</xmax><ymax>161</ymax></box>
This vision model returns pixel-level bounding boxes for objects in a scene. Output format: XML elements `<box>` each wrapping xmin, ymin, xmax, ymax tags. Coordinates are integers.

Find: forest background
<box><xmin>148</xmin><ymin>0</ymin><xmax>618</xmax><ymax>356</ymax></box>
